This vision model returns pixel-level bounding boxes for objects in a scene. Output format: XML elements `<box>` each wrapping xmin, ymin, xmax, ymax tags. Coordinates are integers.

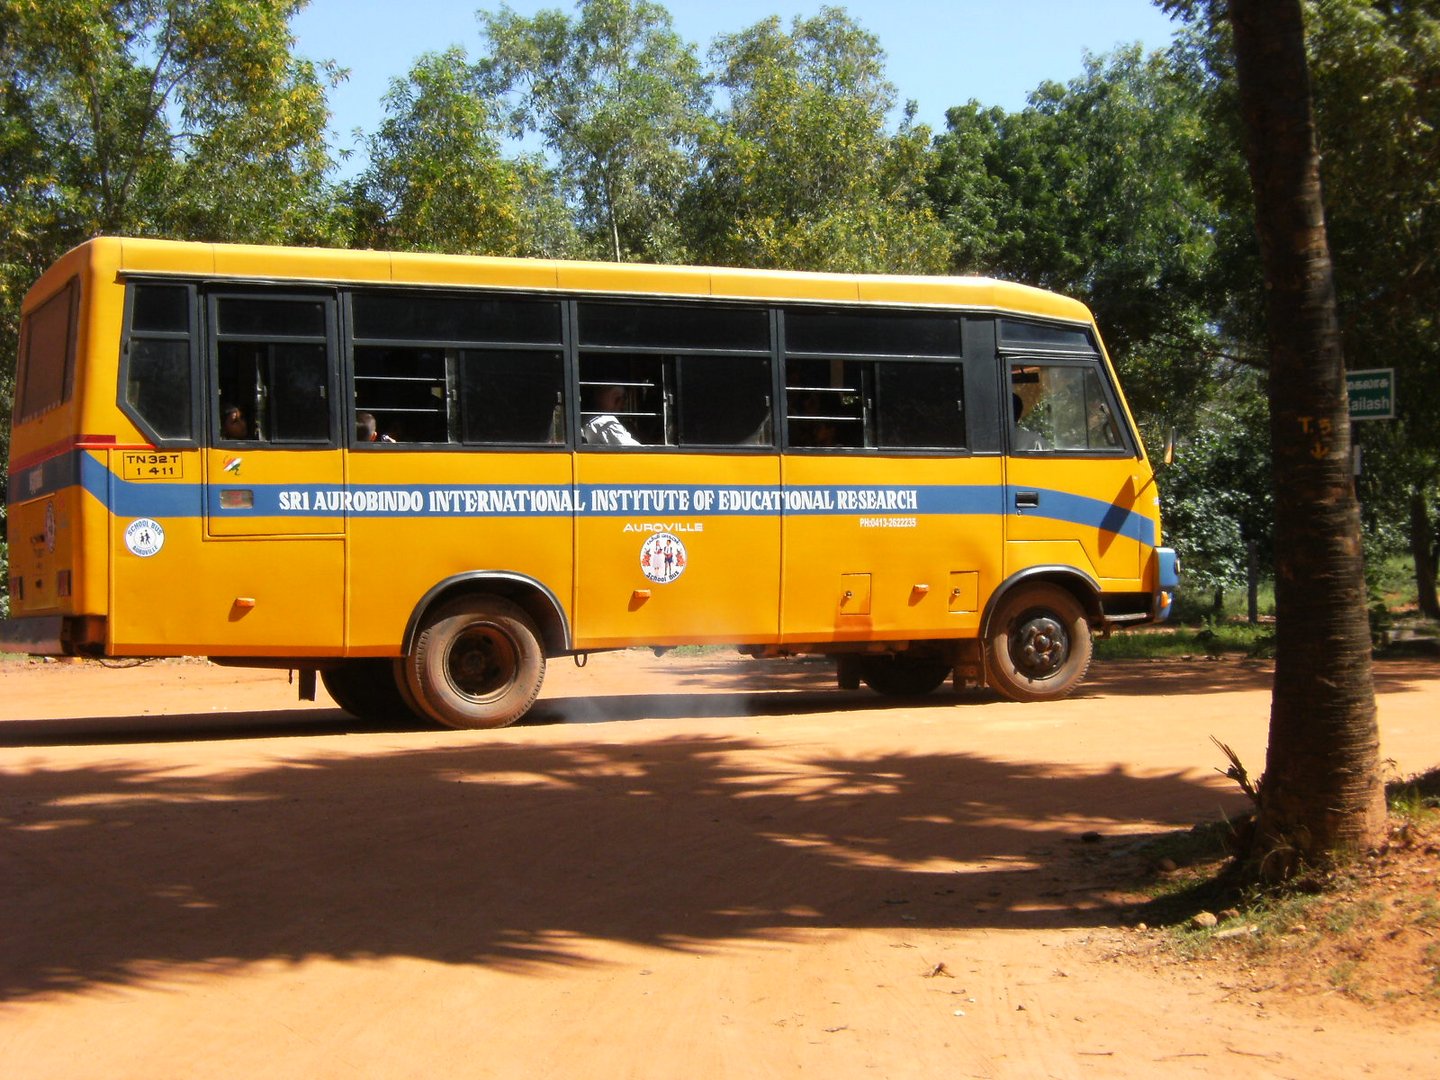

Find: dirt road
<box><xmin>3</xmin><ymin>651</ymin><xmax>1438</xmax><ymax>1078</ymax></box>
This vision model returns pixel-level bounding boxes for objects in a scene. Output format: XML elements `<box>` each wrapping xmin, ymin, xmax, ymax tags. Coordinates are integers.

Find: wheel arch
<box><xmin>402</xmin><ymin>572</ymin><xmax>571</xmax><ymax>657</ymax></box>
<box><xmin>981</xmin><ymin>566</ymin><xmax>1102</xmax><ymax>640</ymax></box>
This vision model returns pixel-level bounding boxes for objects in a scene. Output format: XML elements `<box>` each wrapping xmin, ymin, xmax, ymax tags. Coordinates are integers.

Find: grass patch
<box><xmin>1096</xmin><ymin>622</ymin><xmax>1275</xmax><ymax>661</ymax></box>
<box><xmin>654</xmin><ymin>644</ymin><xmax>734</xmax><ymax>657</ymax></box>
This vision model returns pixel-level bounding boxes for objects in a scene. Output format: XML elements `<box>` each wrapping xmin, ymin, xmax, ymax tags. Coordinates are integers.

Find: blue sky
<box><xmin>292</xmin><ymin>0</ymin><xmax>1183</xmax><ymax>174</ymax></box>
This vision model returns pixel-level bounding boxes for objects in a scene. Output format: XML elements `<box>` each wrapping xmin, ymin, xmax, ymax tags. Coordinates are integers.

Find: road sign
<box><xmin>1347</xmin><ymin>368</ymin><xmax>1395</xmax><ymax>421</ymax></box>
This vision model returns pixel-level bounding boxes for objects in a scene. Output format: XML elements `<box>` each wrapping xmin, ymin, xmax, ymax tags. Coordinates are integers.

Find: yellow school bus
<box><xmin>2</xmin><ymin>238</ymin><xmax>1178</xmax><ymax>727</ymax></box>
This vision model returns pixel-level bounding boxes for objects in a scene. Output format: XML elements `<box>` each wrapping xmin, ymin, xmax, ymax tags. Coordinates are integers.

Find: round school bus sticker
<box><xmin>640</xmin><ymin>531</ymin><xmax>687</xmax><ymax>584</ymax></box>
<box><xmin>124</xmin><ymin>518</ymin><xmax>165</xmax><ymax>558</ymax></box>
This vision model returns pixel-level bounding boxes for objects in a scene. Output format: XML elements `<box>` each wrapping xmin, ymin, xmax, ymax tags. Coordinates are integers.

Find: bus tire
<box><xmin>985</xmin><ymin>583</ymin><xmax>1092</xmax><ymax>702</ymax></box>
<box><xmin>321</xmin><ymin>659</ymin><xmax>421</xmax><ymax>723</ymax></box>
<box><xmin>405</xmin><ymin>596</ymin><xmax>546</xmax><ymax>729</ymax></box>
<box><xmin>859</xmin><ymin>655</ymin><xmax>952</xmax><ymax>697</ymax></box>
<box><xmin>392</xmin><ymin>658</ymin><xmax>432</xmax><ymax>723</ymax></box>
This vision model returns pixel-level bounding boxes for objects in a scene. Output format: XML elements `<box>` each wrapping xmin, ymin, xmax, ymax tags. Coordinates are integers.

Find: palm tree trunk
<box><xmin>1228</xmin><ymin>0</ymin><xmax>1387</xmax><ymax>878</ymax></box>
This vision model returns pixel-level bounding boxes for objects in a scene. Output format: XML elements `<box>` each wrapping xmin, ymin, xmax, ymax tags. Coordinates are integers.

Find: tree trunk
<box><xmin>1228</xmin><ymin>0</ymin><xmax>1387</xmax><ymax>878</ymax></box>
<box><xmin>1247</xmin><ymin>539</ymin><xmax>1259</xmax><ymax>625</ymax></box>
<box><xmin>1412</xmin><ymin>488</ymin><xmax>1440</xmax><ymax>620</ymax></box>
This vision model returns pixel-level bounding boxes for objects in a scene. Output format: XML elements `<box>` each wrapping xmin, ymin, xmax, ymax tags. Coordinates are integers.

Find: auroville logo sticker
<box><xmin>639</xmin><ymin>532</ymin><xmax>686</xmax><ymax>583</ymax></box>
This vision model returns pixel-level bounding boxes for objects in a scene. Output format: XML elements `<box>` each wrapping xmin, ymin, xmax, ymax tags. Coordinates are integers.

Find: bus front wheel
<box><xmin>405</xmin><ymin>596</ymin><xmax>546</xmax><ymax>729</ymax></box>
<box><xmin>985</xmin><ymin>583</ymin><xmax>1092</xmax><ymax>702</ymax></box>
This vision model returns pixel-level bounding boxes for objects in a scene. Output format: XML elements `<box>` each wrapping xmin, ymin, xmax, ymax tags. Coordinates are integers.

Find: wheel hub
<box><xmin>1013</xmin><ymin>615</ymin><xmax>1067</xmax><ymax>679</ymax></box>
<box><xmin>448</xmin><ymin>627</ymin><xmax>516</xmax><ymax>700</ymax></box>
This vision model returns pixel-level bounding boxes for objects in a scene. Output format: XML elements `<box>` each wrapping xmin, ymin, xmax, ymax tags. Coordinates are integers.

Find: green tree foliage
<box><xmin>1309</xmin><ymin>1</ymin><xmax>1440</xmax><ymax>615</ymax></box>
<box><xmin>1157</xmin><ymin>374</ymin><xmax>1273</xmax><ymax>604</ymax></box>
<box><xmin>927</xmin><ymin>46</ymin><xmax>1225</xmax><ymax>433</ymax></box>
<box><xmin>685</xmin><ymin>7</ymin><xmax>946</xmax><ymax>273</ymax></box>
<box><xmin>0</xmin><ymin>0</ymin><xmax>344</xmax><ymax>502</ymax></box>
<box><xmin>349</xmin><ymin>48</ymin><xmax>578</xmax><ymax>257</ymax></box>
<box><xmin>0</xmin><ymin>0</ymin><xmax>340</xmax><ymax>241</ymax></box>
<box><xmin>477</xmin><ymin>0</ymin><xmax>708</xmax><ymax>262</ymax></box>
<box><xmin>1168</xmin><ymin>0</ymin><xmax>1440</xmax><ymax>616</ymax></box>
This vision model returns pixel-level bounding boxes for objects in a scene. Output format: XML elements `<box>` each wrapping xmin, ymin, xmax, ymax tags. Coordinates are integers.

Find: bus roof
<box><xmin>30</xmin><ymin>236</ymin><xmax>1096</xmax><ymax>325</ymax></box>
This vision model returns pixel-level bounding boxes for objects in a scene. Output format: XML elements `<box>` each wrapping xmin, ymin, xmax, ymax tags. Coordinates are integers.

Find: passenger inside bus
<box><xmin>356</xmin><ymin>410</ymin><xmax>397</xmax><ymax>443</ymax></box>
<box><xmin>581</xmin><ymin>385</ymin><xmax>640</xmax><ymax>446</ymax></box>
<box><xmin>221</xmin><ymin>403</ymin><xmax>251</xmax><ymax>440</ymax></box>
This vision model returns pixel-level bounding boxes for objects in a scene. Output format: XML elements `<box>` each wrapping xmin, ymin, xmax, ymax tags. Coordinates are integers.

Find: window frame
<box><xmin>575</xmin><ymin>299</ymin><xmax>775</xmax><ymax>452</ymax></box>
<box><xmin>779</xmin><ymin>306</ymin><xmax>969</xmax><ymax>454</ymax></box>
<box><xmin>345</xmin><ymin>288</ymin><xmax>566</xmax><ymax>449</ymax></box>
<box><xmin>1004</xmin><ymin>354</ymin><xmax>1137</xmax><ymax>458</ymax></box>
<box><xmin>208</xmin><ymin>289</ymin><xmax>340</xmax><ymax>448</ymax></box>
<box><xmin>118</xmin><ymin>279</ymin><xmax>201</xmax><ymax>447</ymax></box>
<box><xmin>19</xmin><ymin>276</ymin><xmax>82</xmax><ymax>424</ymax></box>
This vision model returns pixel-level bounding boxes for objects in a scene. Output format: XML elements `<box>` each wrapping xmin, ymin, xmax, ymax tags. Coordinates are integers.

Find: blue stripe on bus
<box><xmin>48</xmin><ymin>452</ymin><xmax>1156</xmax><ymax>547</ymax></box>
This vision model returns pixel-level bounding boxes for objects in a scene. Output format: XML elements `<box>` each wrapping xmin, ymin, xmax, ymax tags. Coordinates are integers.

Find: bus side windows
<box><xmin>783</xmin><ymin>358</ymin><xmax>967</xmax><ymax>451</ymax></box>
<box><xmin>350</xmin><ymin>292</ymin><xmax>565</xmax><ymax>447</ymax></box>
<box><xmin>128</xmin><ymin>339</ymin><xmax>193</xmax><ymax>440</ymax></box>
<box><xmin>782</xmin><ymin>309</ymin><xmax>966</xmax><ymax>452</ymax></box>
<box><xmin>460</xmin><ymin>350</ymin><xmax>565</xmax><ymax>445</ymax></box>
<box><xmin>578</xmin><ymin>358</ymin><xmax>665</xmax><ymax>446</ymax></box>
<box><xmin>213</xmin><ymin>297</ymin><xmax>333</xmax><ymax>445</ymax></box>
<box><xmin>676</xmin><ymin>355</ymin><xmax>772</xmax><ymax>448</ymax></box>
<box><xmin>576</xmin><ymin>354</ymin><xmax>775</xmax><ymax>449</ymax></box>
<box><xmin>876</xmin><ymin>361</ymin><xmax>966</xmax><ymax>450</ymax></box>
<box><xmin>576</xmin><ymin>301</ymin><xmax>773</xmax><ymax>450</ymax></box>
<box><xmin>785</xmin><ymin>358</ymin><xmax>865</xmax><ymax>449</ymax></box>
<box><xmin>353</xmin><ymin>344</ymin><xmax>448</xmax><ymax>444</ymax></box>
<box><xmin>122</xmin><ymin>283</ymin><xmax>194</xmax><ymax>442</ymax></box>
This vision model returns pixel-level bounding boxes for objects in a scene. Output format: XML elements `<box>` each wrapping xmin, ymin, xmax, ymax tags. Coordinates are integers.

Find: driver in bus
<box><xmin>581</xmin><ymin>385</ymin><xmax>640</xmax><ymax>446</ymax></box>
<box><xmin>1012</xmin><ymin>393</ymin><xmax>1049</xmax><ymax>451</ymax></box>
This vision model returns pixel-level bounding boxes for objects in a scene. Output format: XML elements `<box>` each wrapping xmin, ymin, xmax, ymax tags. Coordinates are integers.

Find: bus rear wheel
<box><xmin>985</xmin><ymin>583</ymin><xmax>1092</xmax><ymax>702</ymax></box>
<box><xmin>321</xmin><ymin>659</ymin><xmax>422</xmax><ymax>723</ymax></box>
<box><xmin>859</xmin><ymin>655</ymin><xmax>952</xmax><ymax>697</ymax></box>
<box><xmin>405</xmin><ymin>596</ymin><xmax>546</xmax><ymax>729</ymax></box>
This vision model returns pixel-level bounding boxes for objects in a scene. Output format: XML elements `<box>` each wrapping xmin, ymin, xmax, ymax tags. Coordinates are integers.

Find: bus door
<box><xmin>571</xmin><ymin>301</ymin><xmax>781</xmax><ymax>648</ymax></box>
<box><xmin>116</xmin><ymin>290</ymin><xmax>345</xmax><ymax>655</ymax></box>
<box><xmin>1003</xmin><ymin>350</ymin><xmax>1148</xmax><ymax>588</ymax></box>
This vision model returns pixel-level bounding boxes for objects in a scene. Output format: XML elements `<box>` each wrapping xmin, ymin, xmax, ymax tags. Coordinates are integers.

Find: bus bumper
<box><xmin>0</xmin><ymin>615</ymin><xmax>106</xmax><ymax>656</ymax></box>
<box><xmin>0</xmin><ymin>615</ymin><xmax>66</xmax><ymax>655</ymax></box>
<box><xmin>1153</xmin><ymin>547</ymin><xmax>1180</xmax><ymax>623</ymax></box>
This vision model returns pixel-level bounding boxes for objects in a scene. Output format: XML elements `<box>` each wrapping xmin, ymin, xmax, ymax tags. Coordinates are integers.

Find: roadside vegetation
<box><xmin>1105</xmin><ymin>768</ymin><xmax>1440</xmax><ymax>1012</ymax></box>
<box><xmin>1095</xmin><ymin>554</ymin><xmax>1439</xmax><ymax>662</ymax></box>
<box><xmin>1091</xmin><ymin>543</ymin><xmax>1438</xmax><ymax>1008</ymax></box>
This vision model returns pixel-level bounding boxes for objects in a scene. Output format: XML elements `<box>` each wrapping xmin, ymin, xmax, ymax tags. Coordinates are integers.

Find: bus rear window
<box><xmin>17</xmin><ymin>278</ymin><xmax>79</xmax><ymax>420</ymax></box>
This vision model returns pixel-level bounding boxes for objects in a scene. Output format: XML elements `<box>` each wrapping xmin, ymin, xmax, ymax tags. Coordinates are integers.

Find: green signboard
<box><xmin>1347</xmin><ymin>368</ymin><xmax>1395</xmax><ymax>421</ymax></box>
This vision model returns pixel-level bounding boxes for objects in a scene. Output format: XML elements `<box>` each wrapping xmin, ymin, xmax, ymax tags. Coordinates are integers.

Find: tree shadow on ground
<box><xmin>1</xmin><ymin>726</ymin><xmax>1242</xmax><ymax>1002</ymax></box>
